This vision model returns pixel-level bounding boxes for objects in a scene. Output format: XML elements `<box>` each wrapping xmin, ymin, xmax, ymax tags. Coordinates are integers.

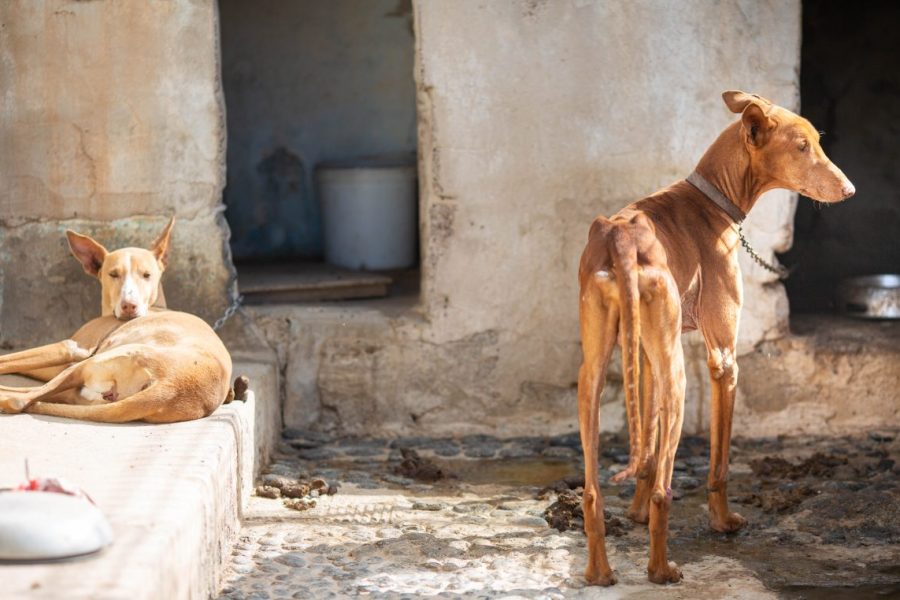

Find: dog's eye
<box><xmin>798</xmin><ymin>140</ymin><xmax>809</xmax><ymax>152</ymax></box>
<box><xmin>142</xmin><ymin>272</ymin><xmax>151</xmax><ymax>279</ymax></box>
<box><xmin>109</xmin><ymin>271</ymin><xmax>119</xmax><ymax>279</ymax></box>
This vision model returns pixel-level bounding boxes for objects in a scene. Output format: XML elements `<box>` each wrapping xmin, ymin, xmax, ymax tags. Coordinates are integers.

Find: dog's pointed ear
<box><xmin>723</xmin><ymin>91</ymin><xmax>775</xmax><ymax>147</ymax></box>
<box><xmin>740</xmin><ymin>102</ymin><xmax>775</xmax><ymax>147</ymax></box>
<box><xmin>66</xmin><ymin>231</ymin><xmax>108</xmax><ymax>277</ymax></box>
<box><xmin>151</xmin><ymin>216</ymin><xmax>175</xmax><ymax>268</ymax></box>
<box><xmin>723</xmin><ymin>90</ymin><xmax>755</xmax><ymax>113</ymax></box>
<box><xmin>722</xmin><ymin>90</ymin><xmax>774</xmax><ymax>114</ymax></box>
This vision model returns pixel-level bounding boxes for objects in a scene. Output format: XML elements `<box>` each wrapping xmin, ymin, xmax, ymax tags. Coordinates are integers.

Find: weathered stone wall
<box><xmin>261</xmin><ymin>0</ymin><xmax>804</xmax><ymax>437</ymax></box>
<box><xmin>414</xmin><ymin>0</ymin><xmax>801</xmax><ymax>435</ymax></box>
<box><xmin>8</xmin><ymin>0</ymin><xmax>865</xmax><ymax>441</ymax></box>
<box><xmin>0</xmin><ymin>0</ymin><xmax>232</xmax><ymax>347</ymax></box>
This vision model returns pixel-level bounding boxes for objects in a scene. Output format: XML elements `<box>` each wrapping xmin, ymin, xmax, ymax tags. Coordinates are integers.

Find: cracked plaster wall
<box><xmin>259</xmin><ymin>0</ymin><xmax>804</xmax><ymax>437</ymax></box>
<box><xmin>0</xmin><ymin>0</ymin><xmax>233</xmax><ymax>347</ymax></box>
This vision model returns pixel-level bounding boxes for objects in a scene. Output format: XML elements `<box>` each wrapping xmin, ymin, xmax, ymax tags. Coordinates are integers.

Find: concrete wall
<box><xmin>783</xmin><ymin>0</ymin><xmax>900</xmax><ymax>312</ymax></box>
<box><xmin>219</xmin><ymin>0</ymin><xmax>417</xmax><ymax>259</ymax></box>
<box><xmin>260</xmin><ymin>0</ymin><xmax>804</xmax><ymax>437</ymax></box>
<box><xmin>0</xmin><ymin>0</ymin><xmax>232</xmax><ymax>348</ymax></box>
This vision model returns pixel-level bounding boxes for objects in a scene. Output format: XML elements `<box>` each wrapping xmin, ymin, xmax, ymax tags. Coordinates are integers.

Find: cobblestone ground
<box><xmin>218</xmin><ymin>432</ymin><xmax>900</xmax><ymax>599</ymax></box>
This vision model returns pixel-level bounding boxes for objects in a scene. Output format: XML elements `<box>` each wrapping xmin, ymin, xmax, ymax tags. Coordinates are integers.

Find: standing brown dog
<box><xmin>577</xmin><ymin>91</ymin><xmax>854</xmax><ymax>585</ymax></box>
<box><xmin>0</xmin><ymin>218</ymin><xmax>233</xmax><ymax>423</ymax></box>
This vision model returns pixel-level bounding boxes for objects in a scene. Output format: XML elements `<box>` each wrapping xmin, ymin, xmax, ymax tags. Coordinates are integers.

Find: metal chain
<box><xmin>213</xmin><ymin>294</ymin><xmax>244</xmax><ymax>331</ymax></box>
<box><xmin>737</xmin><ymin>224</ymin><xmax>791</xmax><ymax>280</ymax></box>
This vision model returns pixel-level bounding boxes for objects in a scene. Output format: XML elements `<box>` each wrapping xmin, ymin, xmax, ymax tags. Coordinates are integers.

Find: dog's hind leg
<box><xmin>24</xmin><ymin>383</ymin><xmax>171</xmax><ymax>423</ymax></box>
<box><xmin>0</xmin><ymin>385</ymin><xmax>83</xmax><ymax>405</ymax></box>
<box><xmin>638</xmin><ymin>268</ymin><xmax>685</xmax><ymax>584</ymax></box>
<box><xmin>627</xmin><ymin>350</ymin><xmax>659</xmax><ymax>524</ymax></box>
<box><xmin>607</xmin><ymin>226</ymin><xmax>644</xmax><ymax>485</ymax></box>
<box><xmin>0</xmin><ymin>362</ymin><xmax>87</xmax><ymax>414</ymax></box>
<box><xmin>0</xmin><ymin>347</ymin><xmax>155</xmax><ymax>415</ymax></box>
<box><xmin>578</xmin><ymin>277</ymin><xmax>619</xmax><ymax>586</ymax></box>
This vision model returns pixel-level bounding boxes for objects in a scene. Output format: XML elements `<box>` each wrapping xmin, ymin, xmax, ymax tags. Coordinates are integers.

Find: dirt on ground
<box><xmin>218</xmin><ymin>430</ymin><xmax>900</xmax><ymax>599</ymax></box>
<box><xmin>394</xmin><ymin>448</ymin><xmax>452</xmax><ymax>482</ymax></box>
<box><xmin>254</xmin><ymin>473</ymin><xmax>338</xmax><ymax>511</ymax></box>
<box><xmin>748</xmin><ymin>452</ymin><xmax>849</xmax><ymax>479</ymax></box>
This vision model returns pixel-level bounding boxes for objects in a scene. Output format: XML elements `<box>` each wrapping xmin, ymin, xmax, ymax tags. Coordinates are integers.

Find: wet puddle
<box><xmin>437</xmin><ymin>457</ymin><xmax>579</xmax><ymax>487</ymax></box>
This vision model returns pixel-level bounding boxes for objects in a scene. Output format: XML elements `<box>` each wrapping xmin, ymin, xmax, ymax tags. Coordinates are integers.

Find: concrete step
<box><xmin>0</xmin><ymin>355</ymin><xmax>280</xmax><ymax>600</ymax></box>
<box><xmin>237</xmin><ymin>260</ymin><xmax>392</xmax><ymax>303</ymax></box>
<box><xmin>735</xmin><ymin>315</ymin><xmax>900</xmax><ymax>436</ymax></box>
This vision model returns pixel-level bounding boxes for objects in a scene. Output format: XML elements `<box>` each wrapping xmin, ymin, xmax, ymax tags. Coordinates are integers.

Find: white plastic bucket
<box><xmin>317</xmin><ymin>164</ymin><xmax>417</xmax><ymax>271</ymax></box>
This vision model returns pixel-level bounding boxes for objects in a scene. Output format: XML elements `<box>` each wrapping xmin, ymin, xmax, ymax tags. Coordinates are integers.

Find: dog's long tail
<box><xmin>609</xmin><ymin>226</ymin><xmax>643</xmax><ymax>483</ymax></box>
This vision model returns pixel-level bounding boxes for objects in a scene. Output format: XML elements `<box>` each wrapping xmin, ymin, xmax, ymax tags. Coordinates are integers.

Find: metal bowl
<box><xmin>836</xmin><ymin>274</ymin><xmax>900</xmax><ymax>319</ymax></box>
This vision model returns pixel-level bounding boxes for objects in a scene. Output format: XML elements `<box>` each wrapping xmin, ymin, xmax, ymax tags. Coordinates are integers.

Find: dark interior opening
<box><xmin>218</xmin><ymin>0</ymin><xmax>419</xmax><ymax>303</ymax></box>
<box><xmin>780</xmin><ymin>1</ymin><xmax>900</xmax><ymax>314</ymax></box>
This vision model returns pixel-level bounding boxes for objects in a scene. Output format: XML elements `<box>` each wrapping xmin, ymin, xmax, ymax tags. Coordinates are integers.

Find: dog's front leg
<box><xmin>0</xmin><ymin>340</ymin><xmax>91</xmax><ymax>376</ymax></box>
<box><xmin>704</xmin><ymin>344</ymin><xmax>746</xmax><ymax>533</ymax></box>
<box><xmin>700</xmin><ymin>295</ymin><xmax>747</xmax><ymax>533</ymax></box>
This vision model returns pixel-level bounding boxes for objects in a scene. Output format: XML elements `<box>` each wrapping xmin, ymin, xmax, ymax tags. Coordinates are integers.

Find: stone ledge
<box><xmin>0</xmin><ymin>358</ymin><xmax>279</xmax><ymax>600</ymax></box>
<box><xmin>736</xmin><ymin>315</ymin><xmax>900</xmax><ymax>437</ymax></box>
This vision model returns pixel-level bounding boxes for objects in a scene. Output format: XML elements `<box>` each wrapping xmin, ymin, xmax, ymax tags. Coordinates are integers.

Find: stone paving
<box><xmin>217</xmin><ymin>431</ymin><xmax>900</xmax><ymax>599</ymax></box>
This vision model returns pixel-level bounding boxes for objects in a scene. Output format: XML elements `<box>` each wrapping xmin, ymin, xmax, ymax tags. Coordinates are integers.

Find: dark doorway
<box><xmin>780</xmin><ymin>1</ymin><xmax>900</xmax><ymax>313</ymax></box>
<box><xmin>218</xmin><ymin>1</ymin><xmax>418</xmax><ymax>302</ymax></box>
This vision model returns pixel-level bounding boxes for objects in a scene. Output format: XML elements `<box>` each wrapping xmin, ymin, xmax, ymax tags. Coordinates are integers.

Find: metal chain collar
<box><xmin>687</xmin><ymin>171</ymin><xmax>792</xmax><ymax>280</ymax></box>
<box><xmin>213</xmin><ymin>294</ymin><xmax>243</xmax><ymax>331</ymax></box>
<box><xmin>737</xmin><ymin>224</ymin><xmax>791</xmax><ymax>280</ymax></box>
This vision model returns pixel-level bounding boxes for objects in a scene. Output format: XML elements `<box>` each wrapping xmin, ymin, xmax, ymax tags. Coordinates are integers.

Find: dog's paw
<box><xmin>0</xmin><ymin>397</ymin><xmax>27</xmax><ymax>414</ymax></box>
<box><xmin>585</xmin><ymin>567</ymin><xmax>617</xmax><ymax>586</ymax></box>
<box><xmin>610</xmin><ymin>464</ymin><xmax>638</xmax><ymax>484</ymax></box>
<box><xmin>710</xmin><ymin>510</ymin><xmax>747</xmax><ymax>533</ymax></box>
<box><xmin>626</xmin><ymin>502</ymin><xmax>650</xmax><ymax>524</ymax></box>
<box><xmin>648</xmin><ymin>561</ymin><xmax>682</xmax><ymax>584</ymax></box>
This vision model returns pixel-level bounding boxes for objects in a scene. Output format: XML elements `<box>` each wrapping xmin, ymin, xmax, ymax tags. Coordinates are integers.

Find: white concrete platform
<box><xmin>0</xmin><ymin>356</ymin><xmax>279</xmax><ymax>600</ymax></box>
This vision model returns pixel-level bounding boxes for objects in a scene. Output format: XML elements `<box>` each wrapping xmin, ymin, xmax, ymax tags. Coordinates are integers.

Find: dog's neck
<box><xmin>693</xmin><ymin>121</ymin><xmax>779</xmax><ymax>217</ymax></box>
<box><xmin>154</xmin><ymin>284</ymin><xmax>167</xmax><ymax>309</ymax></box>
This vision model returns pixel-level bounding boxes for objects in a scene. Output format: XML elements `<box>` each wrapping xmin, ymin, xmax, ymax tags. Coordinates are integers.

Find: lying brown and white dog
<box><xmin>0</xmin><ymin>218</ymin><xmax>233</xmax><ymax>423</ymax></box>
